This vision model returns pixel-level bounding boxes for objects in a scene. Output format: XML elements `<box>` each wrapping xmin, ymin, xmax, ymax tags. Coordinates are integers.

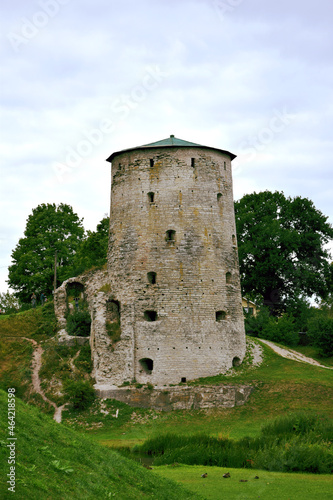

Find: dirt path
<box><xmin>258</xmin><ymin>339</ymin><xmax>333</xmax><ymax>370</ymax></box>
<box><xmin>22</xmin><ymin>338</ymin><xmax>67</xmax><ymax>422</ymax></box>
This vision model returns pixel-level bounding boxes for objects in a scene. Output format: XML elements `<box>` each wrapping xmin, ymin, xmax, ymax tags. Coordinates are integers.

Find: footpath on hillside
<box><xmin>22</xmin><ymin>337</ymin><xmax>66</xmax><ymax>422</ymax></box>
<box><xmin>258</xmin><ymin>339</ymin><xmax>333</xmax><ymax>370</ymax></box>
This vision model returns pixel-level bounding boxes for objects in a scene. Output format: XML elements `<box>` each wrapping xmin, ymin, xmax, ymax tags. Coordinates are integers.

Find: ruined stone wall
<box><xmin>95</xmin><ymin>384</ymin><xmax>253</xmax><ymax>411</ymax></box>
<box><xmin>95</xmin><ymin>145</ymin><xmax>246</xmax><ymax>387</ymax></box>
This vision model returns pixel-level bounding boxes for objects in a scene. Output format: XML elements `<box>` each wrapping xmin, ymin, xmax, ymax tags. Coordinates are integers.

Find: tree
<box><xmin>8</xmin><ymin>203</ymin><xmax>84</xmax><ymax>302</ymax></box>
<box><xmin>235</xmin><ymin>191</ymin><xmax>333</xmax><ymax>314</ymax></box>
<box><xmin>308</xmin><ymin>315</ymin><xmax>333</xmax><ymax>357</ymax></box>
<box><xmin>0</xmin><ymin>291</ymin><xmax>19</xmax><ymax>314</ymax></box>
<box><xmin>72</xmin><ymin>216</ymin><xmax>109</xmax><ymax>275</ymax></box>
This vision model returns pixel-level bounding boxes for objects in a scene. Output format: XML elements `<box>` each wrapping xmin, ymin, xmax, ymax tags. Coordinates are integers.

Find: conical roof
<box><xmin>106</xmin><ymin>135</ymin><xmax>236</xmax><ymax>162</ymax></box>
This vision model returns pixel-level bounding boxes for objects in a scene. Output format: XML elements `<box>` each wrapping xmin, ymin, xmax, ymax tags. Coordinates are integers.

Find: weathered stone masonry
<box><xmin>54</xmin><ymin>135</ymin><xmax>247</xmax><ymax>394</ymax></box>
<box><xmin>99</xmin><ymin>136</ymin><xmax>246</xmax><ymax>387</ymax></box>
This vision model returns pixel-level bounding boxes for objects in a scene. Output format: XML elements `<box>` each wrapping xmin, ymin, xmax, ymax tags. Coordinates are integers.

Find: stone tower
<box><xmin>98</xmin><ymin>135</ymin><xmax>246</xmax><ymax>387</ymax></box>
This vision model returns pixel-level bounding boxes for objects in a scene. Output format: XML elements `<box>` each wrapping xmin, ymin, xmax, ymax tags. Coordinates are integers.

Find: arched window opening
<box><xmin>226</xmin><ymin>272</ymin><xmax>232</xmax><ymax>284</ymax></box>
<box><xmin>147</xmin><ymin>272</ymin><xmax>157</xmax><ymax>284</ymax></box>
<box><xmin>144</xmin><ymin>310</ymin><xmax>158</xmax><ymax>322</ymax></box>
<box><xmin>66</xmin><ymin>282</ymin><xmax>85</xmax><ymax>311</ymax></box>
<box><xmin>139</xmin><ymin>358</ymin><xmax>154</xmax><ymax>374</ymax></box>
<box><xmin>106</xmin><ymin>299</ymin><xmax>120</xmax><ymax>321</ymax></box>
<box><xmin>148</xmin><ymin>192</ymin><xmax>155</xmax><ymax>203</ymax></box>
<box><xmin>232</xmin><ymin>356</ymin><xmax>241</xmax><ymax>367</ymax></box>
<box><xmin>166</xmin><ymin>229</ymin><xmax>176</xmax><ymax>242</ymax></box>
<box><xmin>232</xmin><ymin>234</ymin><xmax>236</xmax><ymax>246</ymax></box>
<box><xmin>217</xmin><ymin>193</ymin><xmax>222</xmax><ymax>202</ymax></box>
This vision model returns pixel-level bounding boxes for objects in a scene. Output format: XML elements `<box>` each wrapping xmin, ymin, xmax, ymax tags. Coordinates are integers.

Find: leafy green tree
<box><xmin>235</xmin><ymin>191</ymin><xmax>333</xmax><ymax>314</ymax></box>
<box><xmin>72</xmin><ymin>216</ymin><xmax>109</xmax><ymax>275</ymax></box>
<box><xmin>0</xmin><ymin>291</ymin><xmax>20</xmax><ymax>314</ymax></box>
<box><xmin>307</xmin><ymin>315</ymin><xmax>333</xmax><ymax>357</ymax></box>
<box><xmin>8</xmin><ymin>204</ymin><xmax>84</xmax><ymax>302</ymax></box>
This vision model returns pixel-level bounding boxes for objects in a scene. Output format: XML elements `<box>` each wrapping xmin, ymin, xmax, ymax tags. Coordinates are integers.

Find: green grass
<box><xmin>0</xmin><ymin>301</ymin><xmax>57</xmax><ymax>340</ymax></box>
<box><xmin>1</xmin><ymin>308</ymin><xmax>333</xmax><ymax>498</ymax></box>
<box><xmin>153</xmin><ymin>465</ymin><xmax>333</xmax><ymax>500</ymax></box>
<box><xmin>0</xmin><ymin>302</ymin><xmax>94</xmax><ymax>410</ymax></box>
<box><xmin>291</xmin><ymin>344</ymin><xmax>333</xmax><ymax>367</ymax></box>
<box><xmin>88</xmin><ymin>341</ymin><xmax>333</xmax><ymax>447</ymax></box>
<box><xmin>0</xmin><ymin>339</ymin><xmax>33</xmax><ymax>399</ymax></box>
<box><xmin>0</xmin><ymin>390</ymin><xmax>200</xmax><ymax>500</ymax></box>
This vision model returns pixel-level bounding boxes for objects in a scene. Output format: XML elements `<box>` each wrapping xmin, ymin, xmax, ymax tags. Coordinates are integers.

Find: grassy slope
<box><xmin>1</xmin><ymin>308</ymin><xmax>333</xmax><ymax>499</ymax></box>
<box><xmin>0</xmin><ymin>390</ymin><xmax>199</xmax><ymax>500</ymax></box>
<box><xmin>90</xmin><ymin>343</ymin><xmax>333</xmax><ymax>446</ymax></box>
<box><xmin>0</xmin><ymin>303</ymin><xmax>93</xmax><ymax>412</ymax></box>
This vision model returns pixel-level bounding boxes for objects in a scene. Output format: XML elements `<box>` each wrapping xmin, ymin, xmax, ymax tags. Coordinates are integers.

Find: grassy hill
<box><xmin>1</xmin><ymin>306</ymin><xmax>333</xmax><ymax>499</ymax></box>
<box><xmin>0</xmin><ymin>389</ymin><xmax>199</xmax><ymax>500</ymax></box>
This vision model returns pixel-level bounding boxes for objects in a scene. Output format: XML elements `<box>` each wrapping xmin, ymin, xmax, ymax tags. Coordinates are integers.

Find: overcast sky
<box><xmin>1</xmin><ymin>0</ymin><xmax>332</xmax><ymax>294</ymax></box>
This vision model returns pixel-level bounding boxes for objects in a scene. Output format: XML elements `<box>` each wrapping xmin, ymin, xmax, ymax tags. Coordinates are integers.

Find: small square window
<box><xmin>144</xmin><ymin>310</ymin><xmax>157</xmax><ymax>322</ymax></box>
<box><xmin>216</xmin><ymin>311</ymin><xmax>226</xmax><ymax>321</ymax></box>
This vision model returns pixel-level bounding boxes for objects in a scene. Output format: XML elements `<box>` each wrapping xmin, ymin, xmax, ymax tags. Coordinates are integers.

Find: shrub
<box><xmin>245</xmin><ymin>307</ymin><xmax>270</xmax><ymax>337</ymax></box>
<box><xmin>74</xmin><ymin>343</ymin><xmax>93</xmax><ymax>373</ymax></box>
<box><xmin>307</xmin><ymin>316</ymin><xmax>333</xmax><ymax>357</ymax></box>
<box><xmin>66</xmin><ymin>310</ymin><xmax>91</xmax><ymax>337</ymax></box>
<box><xmin>64</xmin><ymin>380</ymin><xmax>95</xmax><ymax>410</ymax></box>
<box><xmin>262</xmin><ymin>314</ymin><xmax>299</xmax><ymax>347</ymax></box>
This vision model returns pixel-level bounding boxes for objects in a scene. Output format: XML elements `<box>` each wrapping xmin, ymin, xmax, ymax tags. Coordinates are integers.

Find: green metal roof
<box><xmin>107</xmin><ymin>135</ymin><xmax>236</xmax><ymax>162</ymax></box>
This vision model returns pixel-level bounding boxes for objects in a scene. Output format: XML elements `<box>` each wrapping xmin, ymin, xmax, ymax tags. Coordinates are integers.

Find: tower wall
<box><xmin>97</xmin><ymin>145</ymin><xmax>246</xmax><ymax>386</ymax></box>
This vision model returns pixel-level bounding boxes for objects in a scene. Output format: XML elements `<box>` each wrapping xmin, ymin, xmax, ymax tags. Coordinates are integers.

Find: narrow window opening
<box><xmin>232</xmin><ymin>234</ymin><xmax>236</xmax><ymax>246</ymax></box>
<box><xmin>216</xmin><ymin>310</ymin><xmax>226</xmax><ymax>321</ymax></box>
<box><xmin>191</xmin><ymin>158</ymin><xmax>195</xmax><ymax>167</ymax></box>
<box><xmin>181</xmin><ymin>377</ymin><xmax>187</xmax><ymax>383</ymax></box>
<box><xmin>166</xmin><ymin>229</ymin><xmax>176</xmax><ymax>241</ymax></box>
<box><xmin>144</xmin><ymin>310</ymin><xmax>157</xmax><ymax>322</ymax></box>
<box><xmin>139</xmin><ymin>358</ymin><xmax>154</xmax><ymax>374</ymax></box>
<box><xmin>217</xmin><ymin>193</ymin><xmax>222</xmax><ymax>202</ymax></box>
<box><xmin>226</xmin><ymin>272</ymin><xmax>232</xmax><ymax>284</ymax></box>
<box><xmin>147</xmin><ymin>272</ymin><xmax>157</xmax><ymax>284</ymax></box>
<box><xmin>118</xmin><ymin>163</ymin><xmax>122</xmax><ymax>170</ymax></box>
<box><xmin>232</xmin><ymin>356</ymin><xmax>241</xmax><ymax>367</ymax></box>
<box><xmin>224</xmin><ymin>161</ymin><xmax>226</xmax><ymax>170</ymax></box>
<box><xmin>150</xmin><ymin>159</ymin><xmax>154</xmax><ymax>168</ymax></box>
<box><xmin>106</xmin><ymin>299</ymin><xmax>120</xmax><ymax>321</ymax></box>
<box><xmin>148</xmin><ymin>192</ymin><xmax>155</xmax><ymax>203</ymax></box>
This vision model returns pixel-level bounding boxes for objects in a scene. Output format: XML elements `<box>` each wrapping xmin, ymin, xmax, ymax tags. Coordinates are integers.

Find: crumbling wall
<box><xmin>95</xmin><ymin>384</ymin><xmax>254</xmax><ymax>411</ymax></box>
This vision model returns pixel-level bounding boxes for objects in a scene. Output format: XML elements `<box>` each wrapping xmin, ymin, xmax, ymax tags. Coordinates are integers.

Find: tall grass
<box><xmin>134</xmin><ymin>412</ymin><xmax>333</xmax><ymax>474</ymax></box>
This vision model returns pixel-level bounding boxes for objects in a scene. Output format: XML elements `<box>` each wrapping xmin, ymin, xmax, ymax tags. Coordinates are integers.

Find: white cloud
<box><xmin>1</xmin><ymin>0</ymin><xmax>332</xmax><ymax>293</ymax></box>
